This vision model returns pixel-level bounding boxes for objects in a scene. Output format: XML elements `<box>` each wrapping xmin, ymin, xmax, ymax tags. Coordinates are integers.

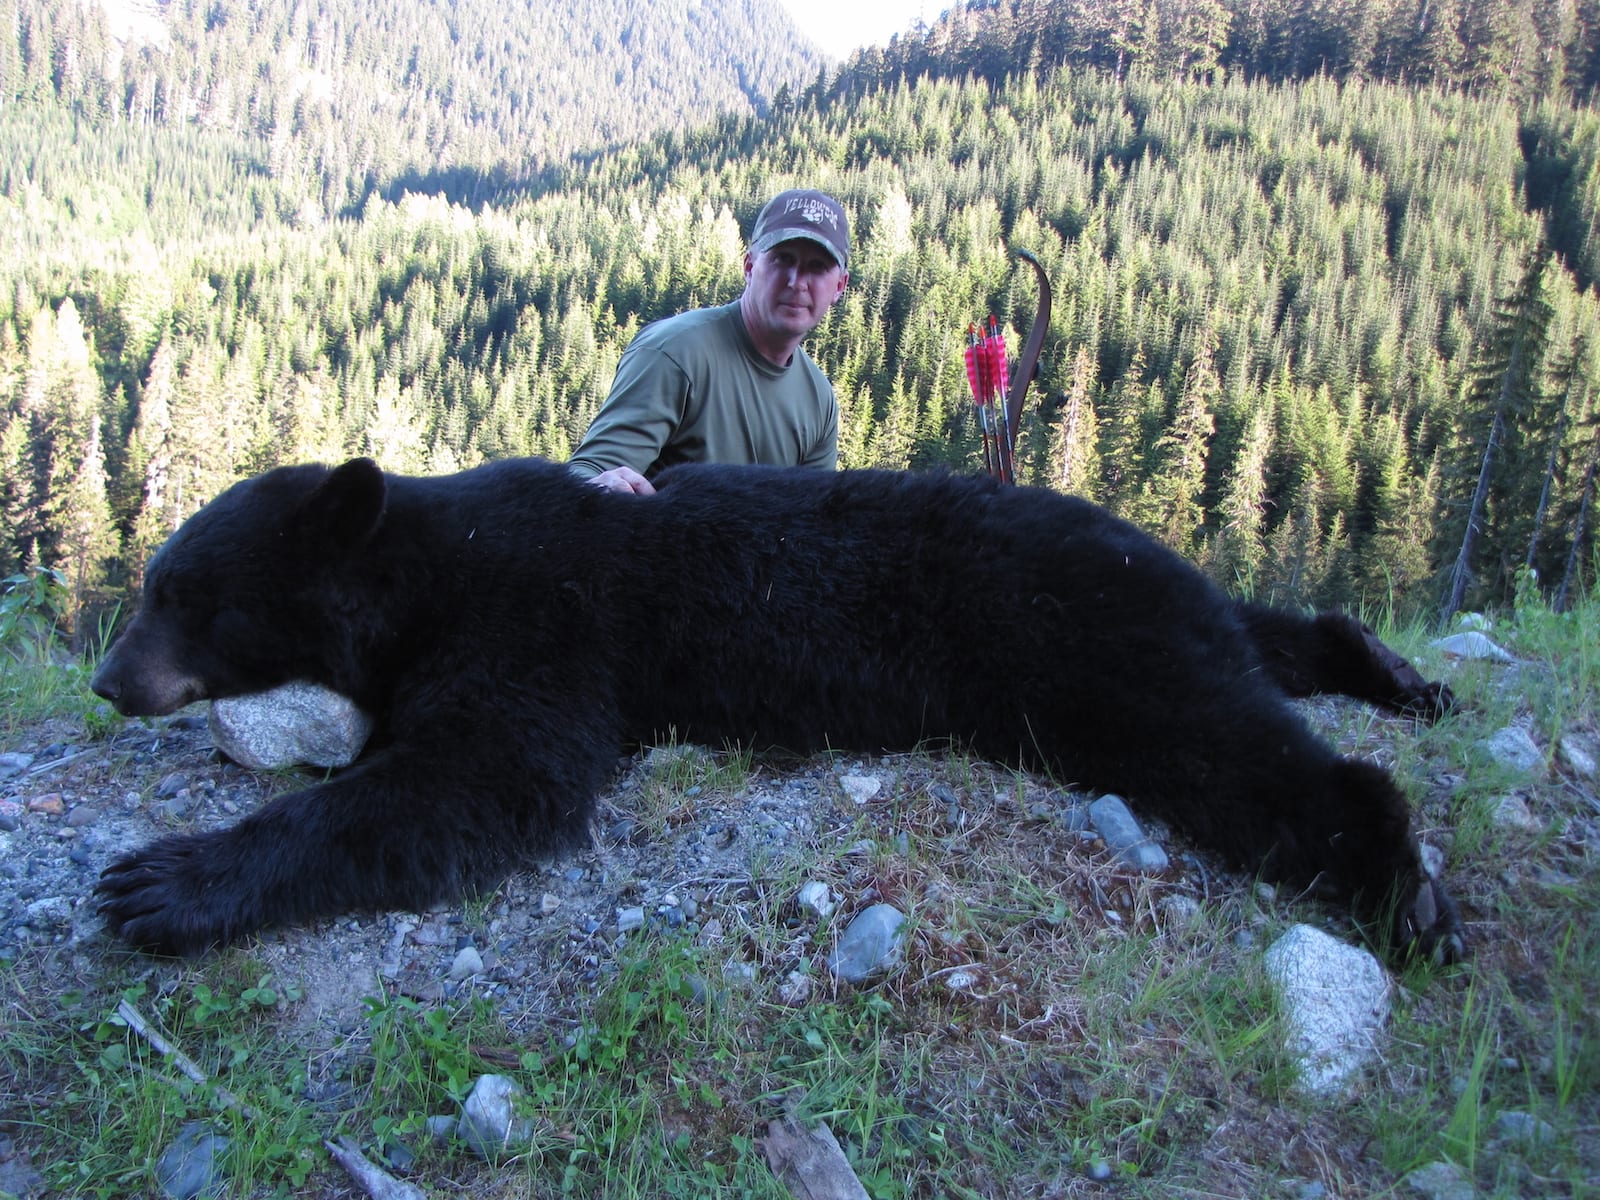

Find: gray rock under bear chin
<box><xmin>208</xmin><ymin>682</ymin><xmax>372</xmax><ymax>770</ymax></box>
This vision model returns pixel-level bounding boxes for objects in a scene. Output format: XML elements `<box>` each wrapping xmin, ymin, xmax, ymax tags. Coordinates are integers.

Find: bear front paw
<box><xmin>97</xmin><ymin>835</ymin><xmax>252</xmax><ymax>957</ymax></box>
<box><xmin>1398</xmin><ymin>875</ymin><xmax>1466</xmax><ymax>965</ymax></box>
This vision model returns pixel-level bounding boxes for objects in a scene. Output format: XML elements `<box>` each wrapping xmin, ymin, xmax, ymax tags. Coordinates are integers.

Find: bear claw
<box><xmin>1400</xmin><ymin>875</ymin><xmax>1466</xmax><ymax>965</ymax></box>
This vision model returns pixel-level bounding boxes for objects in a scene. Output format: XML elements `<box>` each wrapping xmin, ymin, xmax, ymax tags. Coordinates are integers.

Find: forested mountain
<box><xmin>3</xmin><ymin>0</ymin><xmax>1599</xmax><ymax>638</ymax></box>
<box><xmin>842</xmin><ymin>0</ymin><xmax>1600</xmax><ymax>103</ymax></box>
<box><xmin>5</xmin><ymin>0</ymin><xmax>824</xmax><ymax>213</ymax></box>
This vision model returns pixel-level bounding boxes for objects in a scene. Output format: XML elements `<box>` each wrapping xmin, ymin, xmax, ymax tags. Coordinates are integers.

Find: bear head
<box><xmin>92</xmin><ymin>458</ymin><xmax>389</xmax><ymax>717</ymax></box>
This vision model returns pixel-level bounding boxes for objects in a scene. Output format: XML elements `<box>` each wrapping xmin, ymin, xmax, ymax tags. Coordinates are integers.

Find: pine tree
<box><xmin>1439</xmin><ymin>247</ymin><xmax>1554</xmax><ymax>624</ymax></box>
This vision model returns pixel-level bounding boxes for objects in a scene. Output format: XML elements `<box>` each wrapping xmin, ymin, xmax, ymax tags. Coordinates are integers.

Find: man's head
<box><xmin>749</xmin><ymin>189</ymin><xmax>850</xmax><ymax>271</ymax></box>
<box><xmin>740</xmin><ymin>189</ymin><xmax>851</xmax><ymax>365</ymax></box>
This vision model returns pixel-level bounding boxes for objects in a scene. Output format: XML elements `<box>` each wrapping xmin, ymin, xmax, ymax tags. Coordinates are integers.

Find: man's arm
<box><xmin>798</xmin><ymin>390</ymin><xmax>840</xmax><ymax>471</ymax></box>
<box><xmin>567</xmin><ymin>347</ymin><xmax>686</xmax><ymax>481</ymax></box>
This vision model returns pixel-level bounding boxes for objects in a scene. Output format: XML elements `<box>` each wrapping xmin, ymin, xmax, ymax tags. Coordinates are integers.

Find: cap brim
<box><xmin>752</xmin><ymin>228</ymin><xmax>847</xmax><ymax>269</ymax></box>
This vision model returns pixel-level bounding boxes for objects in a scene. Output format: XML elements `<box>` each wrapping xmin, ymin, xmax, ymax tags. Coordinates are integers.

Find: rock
<box><xmin>776</xmin><ymin>969</ymin><xmax>812</xmax><ymax>1005</ymax></box>
<box><xmin>448</xmin><ymin>946</ymin><xmax>484</xmax><ymax>980</ymax></box>
<box><xmin>25</xmin><ymin>794</ymin><xmax>63</xmax><ymax>816</ymax></box>
<box><xmin>1482</xmin><ymin>726</ymin><xmax>1543</xmax><ymax>774</ymax></box>
<box><xmin>1557</xmin><ymin>733</ymin><xmax>1597</xmax><ymax>780</ymax></box>
<box><xmin>458</xmin><ymin>1074</ymin><xmax>532</xmax><ymax>1159</ymax></box>
<box><xmin>1403</xmin><ymin>1160</ymin><xmax>1474</xmax><ymax>1200</ymax></box>
<box><xmin>0</xmin><ymin>1137</ymin><xmax>44</xmax><ymax>1200</ymax></box>
<box><xmin>1088</xmin><ymin>794</ymin><xmax>1169</xmax><ymax>872</ymax></box>
<box><xmin>0</xmin><ymin>752</ymin><xmax>34</xmax><ymax>779</ymax></box>
<box><xmin>1490</xmin><ymin>794</ymin><xmax>1542</xmax><ymax>833</ymax></box>
<box><xmin>839</xmin><ymin>773</ymin><xmax>881</xmax><ymax>804</ymax></box>
<box><xmin>23</xmin><ymin>897</ymin><xmax>72</xmax><ymax>931</ymax></box>
<box><xmin>1431</xmin><ymin>631</ymin><xmax>1516</xmax><ymax>662</ymax></box>
<box><xmin>615</xmin><ymin>906</ymin><xmax>645</xmax><ymax>934</ymax></box>
<box><xmin>1263</xmin><ymin>925</ymin><xmax>1390</xmax><ymax>1096</ymax></box>
<box><xmin>1158</xmin><ymin>894</ymin><xmax>1201</xmax><ymax>929</ymax></box>
<box><xmin>1493</xmin><ymin>1110</ymin><xmax>1556</xmax><ymax>1145</ymax></box>
<box><xmin>797</xmin><ymin>881</ymin><xmax>835</xmax><ymax>919</ymax></box>
<box><xmin>208</xmin><ymin>682</ymin><xmax>373</xmax><ymax>771</ymax></box>
<box><xmin>827</xmin><ymin>904</ymin><xmax>906</xmax><ymax>982</ymax></box>
<box><xmin>155</xmin><ymin>1121</ymin><xmax>230</xmax><ymax>1199</ymax></box>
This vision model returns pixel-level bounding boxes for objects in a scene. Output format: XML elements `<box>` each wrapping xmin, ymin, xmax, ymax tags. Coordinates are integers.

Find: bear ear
<box><xmin>297</xmin><ymin>457</ymin><xmax>388</xmax><ymax>549</ymax></box>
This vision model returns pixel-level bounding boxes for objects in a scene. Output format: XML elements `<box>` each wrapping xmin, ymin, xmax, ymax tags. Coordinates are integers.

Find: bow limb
<box><xmin>1003</xmin><ymin>248</ymin><xmax>1053</xmax><ymax>450</ymax></box>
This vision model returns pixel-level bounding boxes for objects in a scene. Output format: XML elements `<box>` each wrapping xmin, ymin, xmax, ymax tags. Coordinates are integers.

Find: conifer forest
<box><xmin>3</xmin><ymin>0</ymin><xmax>1600</xmax><ymax>636</ymax></box>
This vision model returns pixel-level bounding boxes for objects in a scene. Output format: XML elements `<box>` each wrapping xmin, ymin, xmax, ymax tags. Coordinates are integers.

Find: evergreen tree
<box><xmin>1439</xmin><ymin>247</ymin><xmax>1554</xmax><ymax>623</ymax></box>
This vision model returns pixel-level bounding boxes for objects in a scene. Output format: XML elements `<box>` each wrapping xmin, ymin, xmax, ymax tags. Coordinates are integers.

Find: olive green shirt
<box><xmin>568</xmin><ymin>301</ymin><xmax>838</xmax><ymax>479</ymax></box>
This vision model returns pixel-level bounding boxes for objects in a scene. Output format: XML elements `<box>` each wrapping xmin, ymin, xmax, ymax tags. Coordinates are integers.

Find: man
<box><xmin>568</xmin><ymin>188</ymin><xmax>851</xmax><ymax>495</ymax></box>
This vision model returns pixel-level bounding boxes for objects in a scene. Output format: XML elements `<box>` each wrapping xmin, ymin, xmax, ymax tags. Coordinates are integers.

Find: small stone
<box><xmin>448</xmin><ymin>946</ymin><xmax>484</xmax><ymax>980</ymax></box>
<box><xmin>605</xmin><ymin>818</ymin><xmax>642</xmax><ymax>846</ymax></box>
<box><xmin>24</xmin><ymin>897</ymin><xmax>72</xmax><ymax>930</ymax></box>
<box><xmin>615</xmin><ymin>906</ymin><xmax>645</xmax><ymax>934</ymax></box>
<box><xmin>0</xmin><ymin>751</ymin><xmax>34</xmax><ymax>779</ymax></box>
<box><xmin>1482</xmin><ymin>726</ymin><xmax>1544</xmax><ymax>774</ymax></box>
<box><xmin>839</xmin><ymin>773</ymin><xmax>881</xmax><ymax>804</ymax></box>
<box><xmin>1493</xmin><ymin>1110</ymin><xmax>1556</xmax><ymax>1145</ymax></box>
<box><xmin>1557</xmin><ymin>734</ymin><xmax>1597</xmax><ymax>780</ymax></box>
<box><xmin>797</xmin><ymin>881</ymin><xmax>834</xmax><ymax>919</ymax></box>
<box><xmin>154</xmin><ymin>1121</ymin><xmax>230</xmax><ymax>1200</ymax></box>
<box><xmin>776</xmin><ymin>969</ymin><xmax>811</xmax><ymax>1005</ymax></box>
<box><xmin>1159</xmin><ymin>895</ymin><xmax>1201</xmax><ymax>928</ymax></box>
<box><xmin>458</xmin><ymin>1075</ymin><xmax>532</xmax><ymax>1160</ymax></box>
<box><xmin>1431</xmin><ymin>631</ymin><xmax>1516</xmax><ymax>662</ymax></box>
<box><xmin>827</xmin><ymin>904</ymin><xmax>906</xmax><ymax>982</ymax></box>
<box><xmin>25</xmin><ymin>794</ymin><xmax>63</xmax><ymax>816</ymax></box>
<box><xmin>65</xmin><ymin>805</ymin><xmax>98</xmax><ymax>828</ymax></box>
<box><xmin>1084</xmin><ymin>1159</ymin><xmax>1114</xmax><ymax>1181</ymax></box>
<box><xmin>1490</xmin><ymin>793</ymin><xmax>1542</xmax><ymax>833</ymax></box>
<box><xmin>538</xmin><ymin>893</ymin><xmax>560</xmax><ymax>916</ymax></box>
<box><xmin>1088</xmin><ymin>794</ymin><xmax>1169</xmax><ymax>872</ymax></box>
<box><xmin>1403</xmin><ymin>1160</ymin><xmax>1474</xmax><ymax>1200</ymax></box>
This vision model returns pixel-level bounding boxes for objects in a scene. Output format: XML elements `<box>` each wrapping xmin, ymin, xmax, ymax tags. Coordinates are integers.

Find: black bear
<box><xmin>91</xmin><ymin>457</ymin><xmax>1464</xmax><ymax>961</ymax></box>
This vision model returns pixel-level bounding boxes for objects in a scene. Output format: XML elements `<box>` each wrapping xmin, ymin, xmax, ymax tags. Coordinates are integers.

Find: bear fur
<box><xmin>91</xmin><ymin>456</ymin><xmax>1463</xmax><ymax>961</ymax></box>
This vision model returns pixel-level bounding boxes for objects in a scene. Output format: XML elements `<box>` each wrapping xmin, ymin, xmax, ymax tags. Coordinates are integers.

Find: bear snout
<box><xmin>91</xmin><ymin>638</ymin><xmax>207</xmax><ymax>717</ymax></box>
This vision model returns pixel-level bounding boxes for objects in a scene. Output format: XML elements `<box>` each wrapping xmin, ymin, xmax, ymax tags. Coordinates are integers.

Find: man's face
<box><xmin>742</xmin><ymin>239</ymin><xmax>849</xmax><ymax>347</ymax></box>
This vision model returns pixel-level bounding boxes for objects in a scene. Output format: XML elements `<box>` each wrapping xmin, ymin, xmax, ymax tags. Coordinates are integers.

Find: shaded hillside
<box><xmin>7</xmin><ymin>0</ymin><xmax>825</xmax><ymax>212</ymax></box>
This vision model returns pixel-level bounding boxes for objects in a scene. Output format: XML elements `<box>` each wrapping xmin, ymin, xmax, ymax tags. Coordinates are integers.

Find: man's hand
<box><xmin>587</xmin><ymin>466</ymin><xmax>656</xmax><ymax>495</ymax></box>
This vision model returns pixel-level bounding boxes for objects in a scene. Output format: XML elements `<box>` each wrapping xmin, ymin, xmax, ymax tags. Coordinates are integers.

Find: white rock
<box><xmin>839</xmin><ymin>773</ymin><xmax>882</xmax><ymax>804</ymax></box>
<box><xmin>457</xmin><ymin>1075</ymin><xmax>531</xmax><ymax>1159</ymax></box>
<box><xmin>209</xmin><ymin>682</ymin><xmax>373</xmax><ymax>770</ymax></box>
<box><xmin>1430</xmin><ymin>631</ymin><xmax>1516</xmax><ymax>662</ymax></box>
<box><xmin>1490</xmin><ymin>793</ymin><xmax>1542</xmax><ymax>833</ymax></box>
<box><xmin>797</xmin><ymin>880</ymin><xmax>835</xmax><ymax>919</ymax></box>
<box><xmin>1263</xmin><ymin>924</ymin><xmax>1391</xmax><ymax>1096</ymax></box>
<box><xmin>1482</xmin><ymin>726</ymin><xmax>1544</xmax><ymax>774</ymax></box>
<box><xmin>1557</xmin><ymin>734</ymin><xmax>1597</xmax><ymax>780</ymax></box>
<box><xmin>448</xmin><ymin>946</ymin><xmax>484</xmax><ymax>980</ymax></box>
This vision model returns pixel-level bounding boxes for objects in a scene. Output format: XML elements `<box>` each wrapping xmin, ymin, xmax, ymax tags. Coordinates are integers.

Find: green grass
<box><xmin>2</xmin><ymin>584</ymin><xmax>1598</xmax><ymax>1196</ymax></box>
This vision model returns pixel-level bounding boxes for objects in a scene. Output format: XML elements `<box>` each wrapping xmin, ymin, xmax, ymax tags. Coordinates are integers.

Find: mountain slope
<box><xmin>18</xmin><ymin>0</ymin><xmax>826</xmax><ymax>206</ymax></box>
